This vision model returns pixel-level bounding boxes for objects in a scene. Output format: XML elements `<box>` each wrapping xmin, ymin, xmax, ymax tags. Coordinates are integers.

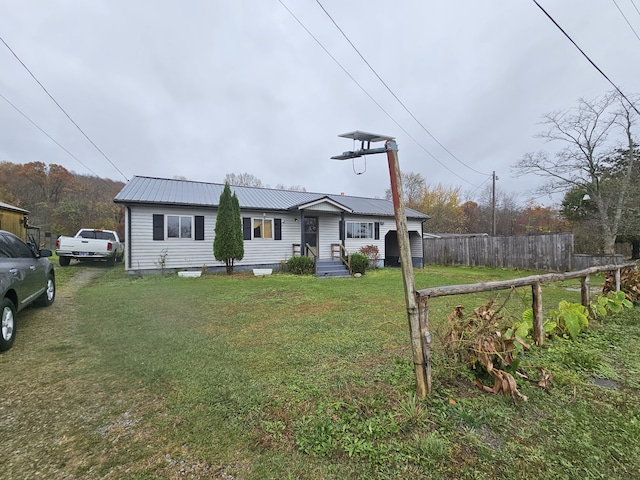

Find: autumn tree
<box><xmin>417</xmin><ymin>183</ymin><xmax>466</xmax><ymax>233</ymax></box>
<box><xmin>385</xmin><ymin>171</ymin><xmax>427</xmax><ymax>211</ymax></box>
<box><xmin>513</xmin><ymin>91</ymin><xmax>639</xmax><ymax>253</ymax></box>
<box><xmin>213</xmin><ymin>183</ymin><xmax>244</xmax><ymax>274</ymax></box>
<box><xmin>460</xmin><ymin>201</ymin><xmax>481</xmax><ymax>233</ymax></box>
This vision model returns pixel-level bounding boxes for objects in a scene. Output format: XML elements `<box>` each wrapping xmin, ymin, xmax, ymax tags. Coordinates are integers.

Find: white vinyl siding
<box><xmin>124</xmin><ymin>204</ymin><xmax>423</xmax><ymax>272</ymax></box>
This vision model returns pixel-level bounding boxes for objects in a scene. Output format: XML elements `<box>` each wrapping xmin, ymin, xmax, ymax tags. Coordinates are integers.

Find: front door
<box><xmin>304</xmin><ymin>216</ymin><xmax>318</xmax><ymax>257</ymax></box>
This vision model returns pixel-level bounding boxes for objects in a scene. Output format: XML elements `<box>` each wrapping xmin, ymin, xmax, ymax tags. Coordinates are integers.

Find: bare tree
<box><xmin>224</xmin><ymin>172</ymin><xmax>263</xmax><ymax>188</ymax></box>
<box><xmin>274</xmin><ymin>184</ymin><xmax>307</xmax><ymax>192</ymax></box>
<box><xmin>513</xmin><ymin>92</ymin><xmax>639</xmax><ymax>253</ymax></box>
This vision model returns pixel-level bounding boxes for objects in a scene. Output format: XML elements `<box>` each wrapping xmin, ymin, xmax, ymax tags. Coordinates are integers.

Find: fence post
<box><xmin>581</xmin><ymin>275</ymin><xmax>591</xmax><ymax>308</ymax></box>
<box><xmin>615</xmin><ymin>268</ymin><xmax>621</xmax><ymax>291</ymax></box>
<box><xmin>532</xmin><ymin>282</ymin><xmax>544</xmax><ymax>346</ymax></box>
<box><xmin>418</xmin><ymin>296</ymin><xmax>432</xmax><ymax>394</ymax></box>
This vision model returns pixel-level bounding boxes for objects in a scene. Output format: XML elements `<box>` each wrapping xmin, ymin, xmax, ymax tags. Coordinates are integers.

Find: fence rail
<box><xmin>414</xmin><ymin>262</ymin><xmax>638</xmax><ymax>394</ymax></box>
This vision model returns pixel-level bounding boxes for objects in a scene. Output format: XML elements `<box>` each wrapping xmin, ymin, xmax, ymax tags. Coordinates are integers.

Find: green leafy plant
<box><xmin>286</xmin><ymin>256</ymin><xmax>315</xmax><ymax>275</ymax></box>
<box><xmin>510</xmin><ymin>308</ymin><xmax>557</xmax><ymax>340</ymax></box>
<box><xmin>598</xmin><ymin>290</ymin><xmax>634</xmax><ymax>315</ymax></box>
<box><xmin>348</xmin><ymin>252</ymin><xmax>370</xmax><ymax>275</ymax></box>
<box><xmin>602</xmin><ymin>267</ymin><xmax>640</xmax><ymax>304</ymax></box>
<box><xmin>549</xmin><ymin>300</ymin><xmax>589</xmax><ymax>339</ymax></box>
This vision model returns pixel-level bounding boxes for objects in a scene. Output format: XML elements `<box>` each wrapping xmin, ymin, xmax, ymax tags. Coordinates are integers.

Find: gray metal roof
<box><xmin>0</xmin><ymin>201</ymin><xmax>28</xmax><ymax>213</ymax></box>
<box><xmin>114</xmin><ymin>176</ymin><xmax>429</xmax><ymax>219</ymax></box>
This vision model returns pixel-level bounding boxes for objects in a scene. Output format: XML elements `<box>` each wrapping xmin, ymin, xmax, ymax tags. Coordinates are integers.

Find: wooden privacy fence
<box><xmin>414</xmin><ymin>262</ymin><xmax>637</xmax><ymax>394</ymax></box>
<box><xmin>423</xmin><ymin>233</ymin><xmax>574</xmax><ymax>271</ymax></box>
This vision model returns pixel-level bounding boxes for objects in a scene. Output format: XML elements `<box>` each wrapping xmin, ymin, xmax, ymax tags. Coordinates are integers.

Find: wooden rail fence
<box><xmin>414</xmin><ymin>263</ymin><xmax>637</xmax><ymax>394</ymax></box>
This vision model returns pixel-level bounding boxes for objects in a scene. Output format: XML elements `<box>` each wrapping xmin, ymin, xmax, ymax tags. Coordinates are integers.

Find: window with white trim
<box><xmin>253</xmin><ymin>218</ymin><xmax>273</xmax><ymax>239</ymax></box>
<box><xmin>346</xmin><ymin>221</ymin><xmax>374</xmax><ymax>239</ymax></box>
<box><xmin>167</xmin><ymin>215</ymin><xmax>192</xmax><ymax>239</ymax></box>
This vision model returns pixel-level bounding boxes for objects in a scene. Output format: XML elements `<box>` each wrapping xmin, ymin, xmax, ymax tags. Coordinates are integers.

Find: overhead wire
<box><xmin>0</xmin><ymin>92</ymin><xmax>102</xmax><ymax>178</ymax></box>
<box><xmin>611</xmin><ymin>0</ymin><xmax>640</xmax><ymax>43</ymax></box>
<box><xmin>277</xmin><ymin>0</ymin><xmax>482</xmax><ymax>187</ymax></box>
<box><xmin>313</xmin><ymin>0</ymin><xmax>490</xmax><ymax>177</ymax></box>
<box><xmin>631</xmin><ymin>0</ymin><xmax>640</xmax><ymax>18</ymax></box>
<box><xmin>0</xmin><ymin>35</ymin><xmax>129</xmax><ymax>181</ymax></box>
<box><xmin>531</xmin><ymin>0</ymin><xmax>640</xmax><ymax>116</ymax></box>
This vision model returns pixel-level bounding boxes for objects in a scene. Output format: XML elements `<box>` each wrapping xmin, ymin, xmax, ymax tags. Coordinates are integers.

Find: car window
<box><xmin>0</xmin><ymin>234</ymin><xmax>13</xmax><ymax>258</ymax></box>
<box><xmin>4</xmin><ymin>233</ymin><xmax>36</xmax><ymax>258</ymax></box>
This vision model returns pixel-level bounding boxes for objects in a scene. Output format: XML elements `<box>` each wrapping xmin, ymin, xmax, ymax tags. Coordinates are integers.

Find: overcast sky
<box><xmin>1</xmin><ymin>1</ymin><xmax>638</xmax><ymax>206</ymax></box>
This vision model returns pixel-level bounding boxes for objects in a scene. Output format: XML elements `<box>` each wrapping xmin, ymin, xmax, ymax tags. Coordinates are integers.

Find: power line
<box><xmin>0</xmin><ymin>92</ymin><xmax>102</xmax><ymax>177</ymax></box>
<box><xmin>0</xmin><ymin>35</ymin><xmax>129</xmax><ymax>181</ymax></box>
<box><xmin>277</xmin><ymin>0</ymin><xmax>482</xmax><ymax>187</ymax></box>
<box><xmin>631</xmin><ymin>0</ymin><xmax>640</xmax><ymax>19</ymax></box>
<box><xmin>313</xmin><ymin>0</ymin><xmax>490</xmax><ymax>177</ymax></box>
<box><xmin>531</xmin><ymin>0</ymin><xmax>640</xmax><ymax>116</ymax></box>
<box><xmin>612</xmin><ymin>0</ymin><xmax>640</xmax><ymax>43</ymax></box>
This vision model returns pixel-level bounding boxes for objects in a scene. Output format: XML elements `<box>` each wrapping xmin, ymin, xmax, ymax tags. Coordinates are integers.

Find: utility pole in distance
<box><xmin>492</xmin><ymin>171</ymin><xmax>498</xmax><ymax>236</ymax></box>
<box><xmin>331</xmin><ymin>131</ymin><xmax>430</xmax><ymax>397</ymax></box>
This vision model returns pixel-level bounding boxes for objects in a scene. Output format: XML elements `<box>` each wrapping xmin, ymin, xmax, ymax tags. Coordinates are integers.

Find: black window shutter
<box><xmin>195</xmin><ymin>216</ymin><xmax>205</xmax><ymax>240</ymax></box>
<box><xmin>274</xmin><ymin>218</ymin><xmax>282</xmax><ymax>240</ymax></box>
<box><xmin>339</xmin><ymin>220</ymin><xmax>345</xmax><ymax>241</ymax></box>
<box><xmin>374</xmin><ymin>222</ymin><xmax>380</xmax><ymax>240</ymax></box>
<box><xmin>152</xmin><ymin>214</ymin><xmax>164</xmax><ymax>240</ymax></box>
<box><xmin>242</xmin><ymin>217</ymin><xmax>251</xmax><ymax>240</ymax></box>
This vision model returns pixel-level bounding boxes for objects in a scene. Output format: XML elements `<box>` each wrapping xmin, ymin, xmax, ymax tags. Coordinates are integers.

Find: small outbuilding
<box><xmin>0</xmin><ymin>201</ymin><xmax>29</xmax><ymax>241</ymax></box>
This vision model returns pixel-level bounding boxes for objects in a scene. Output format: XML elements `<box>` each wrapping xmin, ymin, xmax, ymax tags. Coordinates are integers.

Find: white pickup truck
<box><xmin>55</xmin><ymin>229</ymin><xmax>124</xmax><ymax>267</ymax></box>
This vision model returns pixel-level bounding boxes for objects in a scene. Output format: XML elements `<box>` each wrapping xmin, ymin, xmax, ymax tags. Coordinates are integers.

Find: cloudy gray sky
<box><xmin>1</xmin><ymin>1</ymin><xmax>638</xmax><ymax>205</ymax></box>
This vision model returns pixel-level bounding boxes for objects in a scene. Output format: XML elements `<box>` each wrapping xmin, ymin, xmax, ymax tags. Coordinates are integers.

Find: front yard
<box><xmin>1</xmin><ymin>265</ymin><xmax>639</xmax><ymax>479</ymax></box>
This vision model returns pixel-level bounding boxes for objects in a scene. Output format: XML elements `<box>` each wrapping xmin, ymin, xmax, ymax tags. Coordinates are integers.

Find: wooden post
<box><xmin>418</xmin><ymin>296</ymin><xmax>432</xmax><ymax>394</ymax></box>
<box><xmin>532</xmin><ymin>282</ymin><xmax>544</xmax><ymax>346</ymax></box>
<box><xmin>581</xmin><ymin>275</ymin><xmax>590</xmax><ymax>308</ymax></box>
<box><xmin>386</xmin><ymin>141</ymin><xmax>429</xmax><ymax>398</ymax></box>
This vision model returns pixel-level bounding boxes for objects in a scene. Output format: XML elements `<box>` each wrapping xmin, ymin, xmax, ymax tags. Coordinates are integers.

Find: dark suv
<box><xmin>0</xmin><ymin>230</ymin><xmax>56</xmax><ymax>352</ymax></box>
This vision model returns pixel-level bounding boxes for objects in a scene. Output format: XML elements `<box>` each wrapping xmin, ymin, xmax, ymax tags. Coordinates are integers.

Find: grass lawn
<box><xmin>2</xmin><ymin>264</ymin><xmax>639</xmax><ymax>479</ymax></box>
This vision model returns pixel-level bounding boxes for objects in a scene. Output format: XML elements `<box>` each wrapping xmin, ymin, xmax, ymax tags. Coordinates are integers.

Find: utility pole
<box><xmin>332</xmin><ymin>131</ymin><xmax>430</xmax><ymax>397</ymax></box>
<box><xmin>491</xmin><ymin>171</ymin><xmax>497</xmax><ymax>236</ymax></box>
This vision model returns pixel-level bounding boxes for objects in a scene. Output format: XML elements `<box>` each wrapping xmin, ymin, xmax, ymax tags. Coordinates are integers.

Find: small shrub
<box><xmin>359</xmin><ymin>245</ymin><xmax>381</xmax><ymax>269</ymax></box>
<box><xmin>287</xmin><ymin>256</ymin><xmax>315</xmax><ymax>275</ymax></box>
<box><xmin>349</xmin><ymin>252</ymin><xmax>370</xmax><ymax>275</ymax></box>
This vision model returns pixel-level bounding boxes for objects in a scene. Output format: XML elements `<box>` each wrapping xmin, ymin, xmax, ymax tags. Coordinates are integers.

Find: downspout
<box><xmin>421</xmin><ymin>219</ymin><xmax>425</xmax><ymax>268</ymax></box>
<box><xmin>300</xmin><ymin>209</ymin><xmax>305</xmax><ymax>255</ymax></box>
<box><xmin>127</xmin><ymin>205</ymin><xmax>132</xmax><ymax>269</ymax></box>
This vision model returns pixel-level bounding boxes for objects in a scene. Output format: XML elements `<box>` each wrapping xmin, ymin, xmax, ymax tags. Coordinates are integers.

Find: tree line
<box><xmin>0</xmin><ymin>161</ymin><xmax>125</xmax><ymax>238</ymax></box>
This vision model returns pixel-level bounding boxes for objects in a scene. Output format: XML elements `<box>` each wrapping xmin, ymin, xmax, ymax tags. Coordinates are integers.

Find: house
<box><xmin>0</xmin><ymin>201</ymin><xmax>29</xmax><ymax>241</ymax></box>
<box><xmin>113</xmin><ymin>176</ymin><xmax>429</xmax><ymax>274</ymax></box>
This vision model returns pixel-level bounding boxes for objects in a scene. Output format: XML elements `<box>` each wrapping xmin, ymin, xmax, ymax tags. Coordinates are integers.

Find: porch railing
<box><xmin>331</xmin><ymin>243</ymin><xmax>351</xmax><ymax>275</ymax></box>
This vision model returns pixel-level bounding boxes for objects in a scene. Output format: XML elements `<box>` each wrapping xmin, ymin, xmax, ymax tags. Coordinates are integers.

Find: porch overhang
<box><xmin>292</xmin><ymin>196</ymin><xmax>353</xmax><ymax>213</ymax></box>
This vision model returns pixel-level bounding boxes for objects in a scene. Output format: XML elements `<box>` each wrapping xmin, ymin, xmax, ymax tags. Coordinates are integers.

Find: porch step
<box><xmin>316</xmin><ymin>259</ymin><xmax>351</xmax><ymax>278</ymax></box>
